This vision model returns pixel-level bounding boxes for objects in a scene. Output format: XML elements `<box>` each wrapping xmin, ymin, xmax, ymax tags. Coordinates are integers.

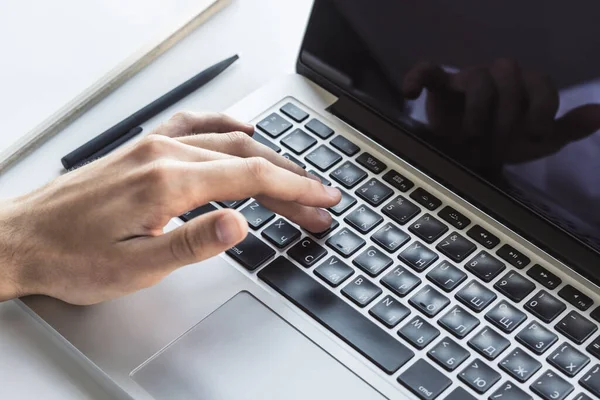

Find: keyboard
<box><xmin>180</xmin><ymin>99</ymin><xmax>600</xmax><ymax>400</ymax></box>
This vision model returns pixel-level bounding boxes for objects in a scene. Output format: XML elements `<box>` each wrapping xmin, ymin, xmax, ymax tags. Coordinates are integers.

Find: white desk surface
<box><xmin>0</xmin><ymin>0</ymin><xmax>312</xmax><ymax>398</ymax></box>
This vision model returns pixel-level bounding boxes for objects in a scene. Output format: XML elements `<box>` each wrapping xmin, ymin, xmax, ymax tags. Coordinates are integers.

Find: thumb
<box><xmin>141</xmin><ymin>209</ymin><xmax>248</xmax><ymax>271</ymax></box>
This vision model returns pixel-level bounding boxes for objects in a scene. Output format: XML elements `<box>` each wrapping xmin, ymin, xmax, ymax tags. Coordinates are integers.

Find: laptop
<box><xmin>20</xmin><ymin>1</ymin><xmax>600</xmax><ymax>399</ymax></box>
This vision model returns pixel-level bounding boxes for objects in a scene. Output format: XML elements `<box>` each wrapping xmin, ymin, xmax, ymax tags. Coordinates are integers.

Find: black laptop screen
<box><xmin>300</xmin><ymin>0</ymin><xmax>600</xmax><ymax>254</ymax></box>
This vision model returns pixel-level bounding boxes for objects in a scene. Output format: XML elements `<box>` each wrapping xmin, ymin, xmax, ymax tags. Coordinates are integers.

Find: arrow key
<box><xmin>427</xmin><ymin>337</ymin><xmax>470</xmax><ymax>371</ymax></box>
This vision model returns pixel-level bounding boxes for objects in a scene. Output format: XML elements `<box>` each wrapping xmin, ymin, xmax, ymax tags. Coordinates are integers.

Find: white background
<box><xmin>0</xmin><ymin>0</ymin><xmax>312</xmax><ymax>398</ymax></box>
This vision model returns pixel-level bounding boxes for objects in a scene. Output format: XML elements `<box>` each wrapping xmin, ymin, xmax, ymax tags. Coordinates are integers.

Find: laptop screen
<box><xmin>300</xmin><ymin>0</ymin><xmax>600</xmax><ymax>256</ymax></box>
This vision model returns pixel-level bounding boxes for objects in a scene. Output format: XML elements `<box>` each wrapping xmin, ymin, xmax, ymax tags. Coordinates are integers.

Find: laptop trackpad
<box><xmin>131</xmin><ymin>291</ymin><xmax>386</xmax><ymax>400</ymax></box>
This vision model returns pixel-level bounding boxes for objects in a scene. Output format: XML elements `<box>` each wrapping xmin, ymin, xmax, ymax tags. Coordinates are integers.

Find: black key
<box><xmin>489</xmin><ymin>382</ymin><xmax>532</xmax><ymax>400</ymax></box>
<box><xmin>287</xmin><ymin>237</ymin><xmax>327</xmax><ymax>268</ymax></box>
<box><xmin>355</xmin><ymin>178</ymin><xmax>394</xmax><ymax>207</ymax></box>
<box><xmin>305</xmin><ymin>118</ymin><xmax>334</xmax><ymax>139</ymax></box>
<box><xmin>308</xmin><ymin>170</ymin><xmax>331</xmax><ymax>186</ymax></box>
<box><xmin>218</xmin><ymin>199</ymin><xmax>249</xmax><ymax>209</ymax></box>
<box><xmin>382</xmin><ymin>195</ymin><xmax>421</xmax><ymax>225</ymax></box>
<box><xmin>497</xmin><ymin>244</ymin><xmax>530</xmax><ymax>269</ymax></box>
<box><xmin>588</xmin><ymin>337</ymin><xmax>600</xmax><ymax>362</ymax></box>
<box><xmin>398</xmin><ymin>359</ymin><xmax>452</xmax><ymax>399</ymax></box>
<box><xmin>329</xmin><ymin>161</ymin><xmax>368</xmax><ymax>188</ymax></box>
<box><xmin>307</xmin><ymin>219</ymin><xmax>339</xmax><ymax>240</ymax></box>
<box><xmin>305</xmin><ymin>145</ymin><xmax>342</xmax><ymax>171</ymax></box>
<box><xmin>427</xmin><ymin>337</ymin><xmax>470</xmax><ymax>371</ymax></box>
<box><xmin>558</xmin><ymin>285</ymin><xmax>593</xmax><ymax>311</ymax></box>
<box><xmin>580</xmin><ymin>364</ymin><xmax>600</xmax><ymax>398</ymax></box>
<box><xmin>371</xmin><ymin>223</ymin><xmax>410</xmax><ymax>253</ymax></box>
<box><xmin>573</xmin><ymin>393</ymin><xmax>594</xmax><ymax>400</ymax></box>
<box><xmin>410</xmin><ymin>187</ymin><xmax>442</xmax><ymax>211</ymax></box>
<box><xmin>341</xmin><ymin>275</ymin><xmax>382</xmax><ymax>307</ymax></box>
<box><xmin>282</xmin><ymin>153</ymin><xmax>306</xmax><ymax>169</ymax></box>
<box><xmin>380</xmin><ymin>265</ymin><xmax>421</xmax><ymax>298</ymax></box>
<box><xmin>326</xmin><ymin>228</ymin><xmax>366</xmax><ymax>257</ymax></box>
<box><xmin>438</xmin><ymin>206</ymin><xmax>471</xmax><ymax>230</ymax></box>
<box><xmin>465</xmin><ymin>251</ymin><xmax>506</xmax><ymax>283</ymax></box>
<box><xmin>516</xmin><ymin>322</ymin><xmax>558</xmax><ymax>355</ymax></box>
<box><xmin>438</xmin><ymin>305</ymin><xmax>480</xmax><ymax>338</ymax></box>
<box><xmin>382</xmin><ymin>169</ymin><xmax>414</xmax><ymax>192</ymax></box>
<box><xmin>226</xmin><ymin>233</ymin><xmax>275</xmax><ymax>271</ymax></box>
<box><xmin>444</xmin><ymin>387</ymin><xmax>476</xmax><ymax>400</ymax></box>
<box><xmin>494</xmin><ymin>271</ymin><xmax>536</xmax><ymax>303</ymax></box>
<box><xmin>456</xmin><ymin>280</ymin><xmax>497</xmax><ymax>312</ymax></box>
<box><xmin>527</xmin><ymin>264</ymin><xmax>562</xmax><ymax>290</ymax></box>
<box><xmin>500</xmin><ymin>347</ymin><xmax>542</xmax><ymax>383</ymax></box>
<box><xmin>258</xmin><ymin>257</ymin><xmax>414</xmax><ymax>374</ymax></box>
<box><xmin>281</xmin><ymin>128</ymin><xmax>317</xmax><ymax>154</ymax></box>
<box><xmin>556</xmin><ymin>311</ymin><xmax>598</xmax><ymax>345</ymax></box>
<box><xmin>257</xmin><ymin>112</ymin><xmax>292</xmax><ymax>137</ymax></box>
<box><xmin>485</xmin><ymin>300</ymin><xmax>527</xmax><ymax>333</ymax></box>
<box><xmin>436</xmin><ymin>232</ymin><xmax>476</xmax><ymax>262</ymax></box>
<box><xmin>369</xmin><ymin>295</ymin><xmax>410</xmax><ymax>328</ymax></box>
<box><xmin>261</xmin><ymin>218</ymin><xmax>301</xmax><ymax>248</ymax></box>
<box><xmin>313</xmin><ymin>256</ymin><xmax>354</xmax><ymax>287</ymax></box>
<box><xmin>427</xmin><ymin>261</ymin><xmax>467</xmax><ymax>292</ymax></box>
<box><xmin>252</xmin><ymin>130</ymin><xmax>281</xmax><ymax>153</ymax></box>
<box><xmin>409</xmin><ymin>285</ymin><xmax>450</xmax><ymax>318</ymax></box>
<box><xmin>530</xmin><ymin>370</ymin><xmax>573</xmax><ymax>400</ymax></box>
<box><xmin>408</xmin><ymin>214</ymin><xmax>449</xmax><ymax>244</ymax></box>
<box><xmin>239</xmin><ymin>201</ymin><xmax>275</xmax><ymax>230</ymax></box>
<box><xmin>329</xmin><ymin>189</ymin><xmax>357</xmax><ymax>216</ymax></box>
<box><xmin>525</xmin><ymin>290</ymin><xmax>566</xmax><ymax>323</ymax></box>
<box><xmin>458</xmin><ymin>358</ymin><xmax>501</xmax><ymax>394</ymax></box>
<box><xmin>280</xmin><ymin>102</ymin><xmax>308</xmax><ymax>122</ymax></box>
<box><xmin>398</xmin><ymin>241</ymin><xmax>439</xmax><ymax>272</ymax></box>
<box><xmin>548</xmin><ymin>343</ymin><xmax>590</xmax><ymax>377</ymax></box>
<box><xmin>356</xmin><ymin>152</ymin><xmax>387</xmax><ymax>174</ymax></box>
<box><xmin>468</xmin><ymin>326</ymin><xmax>510</xmax><ymax>360</ymax></box>
<box><xmin>180</xmin><ymin>203</ymin><xmax>217</xmax><ymax>222</ymax></box>
<box><xmin>344</xmin><ymin>204</ymin><xmax>383</xmax><ymax>234</ymax></box>
<box><xmin>330</xmin><ymin>135</ymin><xmax>360</xmax><ymax>156</ymax></box>
<box><xmin>591</xmin><ymin>306</ymin><xmax>600</xmax><ymax>323</ymax></box>
<box><xmin>352</xmin><ymin>247</ymin><xmax>392</xmax><ymax>277</ymax></box>
<box><xmin>398</xmin><ymin>317</ymin><xmax>440</xmax><ymax>349</ymax></box>
<box><xmin>467</xmin><ymin>224</ymin><xmax>500</xmax><ymax>249</ymax></box>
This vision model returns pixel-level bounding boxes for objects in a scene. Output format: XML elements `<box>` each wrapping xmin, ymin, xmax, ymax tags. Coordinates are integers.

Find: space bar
<box><xmin>258</xmin><ymin>256</ymin><xmax>414</xmax><ymax>374</ymax></box>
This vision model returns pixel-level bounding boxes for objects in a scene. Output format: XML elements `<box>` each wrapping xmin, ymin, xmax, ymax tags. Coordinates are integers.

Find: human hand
<box><xmin>0</xmin><ymin>112</ymin><xmax>341</xmax><ymax>305</ymax></box>
<box><xmin>403</xmin><ymin>59</ymin><xmax>600</xmax><ymax>170</ymax></box>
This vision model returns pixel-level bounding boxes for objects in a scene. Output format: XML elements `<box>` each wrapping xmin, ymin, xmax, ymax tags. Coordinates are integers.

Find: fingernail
<box><xmin>245</xmin><ymin>123</ymin><xmax>254</xmax><ymax>131</ymax></box>
<box><xmin>215</xmin><ymin>213</ymin><xmax>242</xmax><ymax>244</ymax></box>
<box><xmin>324</xmin><ymin>185</ymin><xmax>341</xmax><ymax>199</ymax></box>
<box><xmin>317</xmin><ymin>208</ymin><xmax>331</xmax><ymax>221</ymax></box>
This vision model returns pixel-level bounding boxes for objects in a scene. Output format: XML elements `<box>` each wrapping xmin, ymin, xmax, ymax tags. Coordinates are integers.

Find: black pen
<box><xmin>61</xmin><ymin>54</ymin><xmax>239</xmax><ymax>170</ymax></box>
<box><xmin>69</xmin><ymin>126</ymin><xmax>143</xmax><ymax>170</ymax></box>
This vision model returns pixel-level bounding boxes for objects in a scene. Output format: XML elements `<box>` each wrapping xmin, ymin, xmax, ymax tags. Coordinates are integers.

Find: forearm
<box><xmin>0</xmin><ymin>199</ymin><xmax>25</xmax><ymax>301</ymax></box>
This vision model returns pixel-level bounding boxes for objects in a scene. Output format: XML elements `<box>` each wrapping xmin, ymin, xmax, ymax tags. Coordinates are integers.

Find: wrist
<box><xmin>0</xmin><ymin>199</ymin><xmax>28</xmax><ymax>301</ymax></box>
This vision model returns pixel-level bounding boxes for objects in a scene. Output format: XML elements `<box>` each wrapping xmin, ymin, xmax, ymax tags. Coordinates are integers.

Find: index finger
<box><xmin>153</xmin><ymin>111</ymin><xmax>254</xmax><ymax>138</ymax></box>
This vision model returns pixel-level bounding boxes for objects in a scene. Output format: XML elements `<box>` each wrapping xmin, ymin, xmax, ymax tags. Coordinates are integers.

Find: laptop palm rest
<box><xmin>131</xmin><ymin>291</ymin><xmax>386</xmax><ymax>400</ymax></box>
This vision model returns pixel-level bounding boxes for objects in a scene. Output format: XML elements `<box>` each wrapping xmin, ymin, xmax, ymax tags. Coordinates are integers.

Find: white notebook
<box><xmin>0</xmin><ymin>0</ymin><xmax>225</xmax><ymax>169</ymax></box>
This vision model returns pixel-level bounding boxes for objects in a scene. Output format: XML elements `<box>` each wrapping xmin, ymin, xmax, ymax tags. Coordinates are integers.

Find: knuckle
<box><xmin>225</xmin><ymin>131</ymin><xmax>251</xmax><ymax>151</ymax></box>
<box><xmin>244</xmin><ymin>156</ymin><xmax>270</xmax><ymax>181</ymax></box>
<box><xmin>135</xmin><ymin>134</ymin><xmax>172</xmax><ymax>159</ymax></box>
<box><xmin>170</xmin><ymin>111</ymin><xmax>195</xmax><ymax>128</ymax></box>
<box><xmin>144</xmin><ymin>159</ymin><xmax>175</xmax><ymax>187</ymax></box>
<box><xmin>171</xmin><ymin>224</ymin><xmax>201</xmax><ymax>263</ymax></box>
<box><xmin>493</xmin><ymin>58</ymin><xmax>520</xmax><ymax>75</ymax></box>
